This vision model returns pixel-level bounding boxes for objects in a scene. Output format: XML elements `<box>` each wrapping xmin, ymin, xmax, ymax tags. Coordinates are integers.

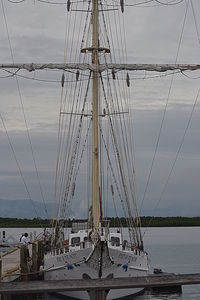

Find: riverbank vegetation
<box><xmin>0</xmin><ymin>216</ymin><xmax>200</xmax><ymax>228</ymax></box>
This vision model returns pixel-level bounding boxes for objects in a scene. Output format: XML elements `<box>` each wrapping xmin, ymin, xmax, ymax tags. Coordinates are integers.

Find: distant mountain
<box><xmin>0</xmin><ymin>199</ymin><xmax>54</xmax><ymax>219</ymax></box>
<box><xmin>0</xmin><ymin>199</ymin><xmax>197</xmax><ymax>219</ymax></box>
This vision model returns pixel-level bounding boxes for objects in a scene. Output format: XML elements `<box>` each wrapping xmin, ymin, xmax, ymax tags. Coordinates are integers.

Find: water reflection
<box><xmin>47</xmin><ymin>290</ymin><xmax>182</xmax><ymax>300</ymax></box>
<box><xmin>137</xmin><ymin>290</ymin><xmax>182</xmax><ymax>300</ymax></box>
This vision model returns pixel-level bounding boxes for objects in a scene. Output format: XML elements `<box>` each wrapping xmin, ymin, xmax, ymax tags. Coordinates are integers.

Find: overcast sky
<box><xmin>0</xmin><ymin>0</ymin><xmax>200</xmax><ymax>218</ymax></box>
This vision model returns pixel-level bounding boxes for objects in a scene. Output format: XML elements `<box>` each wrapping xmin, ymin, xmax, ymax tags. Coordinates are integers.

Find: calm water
<box><xmin>137</xmin><ymin>227</ymin><xmax>200</xmax><ymax>300</ymax></box>
<box><xmin>1</xmin><ymin>227</ymin><xmax>200</xmax><ymax>299</ymax></box>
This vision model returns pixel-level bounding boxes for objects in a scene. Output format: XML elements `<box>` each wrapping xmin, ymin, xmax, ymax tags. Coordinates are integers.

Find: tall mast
<box><xmin>92</xmin><ymin>0</ymin><xmax>100</xmax><ymax>232</ymax></box>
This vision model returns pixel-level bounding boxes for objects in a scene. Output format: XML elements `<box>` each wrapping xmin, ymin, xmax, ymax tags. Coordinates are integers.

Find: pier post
<box><xmin>20</xmin><ymin>245</ymin><xmax>29</xmax><ymax>281</ymax></box>
<box><xmin>88</xmin><ymin>289</ymin><xmax>109</xmax><ymax>300</ymax></box>
<box><xmin>30</xmin><ymin>232</ymin><xmax>33</xmax><ymax>243</ymax></box>
<box><xmin>31</xmin><ymin>242</ymin><xmax>38</xmax><ymax>279</ymax></box>
<box><xmin>37</xmin><ymin>240</ymin><xmax>44</xmax><ymax>274</ymax></box>
<box><xmin>0</xmin><ymin>260</ymin><xmax>2</xmax><ymax>281</ymax></box>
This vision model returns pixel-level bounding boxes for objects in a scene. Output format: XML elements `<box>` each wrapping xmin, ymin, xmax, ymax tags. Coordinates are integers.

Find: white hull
<box><xmin>44</xmin><ymin>245</ymin><xmax>149</xmax><ymax>300</ymax></box>
<box><xmin>49</xmin><ymin>288</ymin><xmax>144</xmax><ymax>300</ymax></box>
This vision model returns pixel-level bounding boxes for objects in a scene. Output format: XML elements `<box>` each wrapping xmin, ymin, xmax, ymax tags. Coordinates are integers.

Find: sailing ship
<box><xmin>41</xmin><ymin>1</ymin><xmax>198</xmax><ymax>299</ymax></box>
<box><xmin>1</xmin><ymin>0</ymin><xmax>200</xmax><ymax>299</ymax></box>
<box><xmin>43</xmin><ymin>1</ymin><xmax>149</xmax><ymax>299</ymax></box>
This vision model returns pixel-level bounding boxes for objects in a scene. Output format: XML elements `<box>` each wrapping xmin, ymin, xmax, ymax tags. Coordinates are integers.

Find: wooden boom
<box><xmin>0</xmin><ymin>63</ymin><xmax>200</xmax><ymax>72</ymax></box>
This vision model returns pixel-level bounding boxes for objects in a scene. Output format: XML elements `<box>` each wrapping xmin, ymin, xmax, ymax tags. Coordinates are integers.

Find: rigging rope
<box><xmin>1</xmin><ymin>0</ymin><xmax>49</xmax><ymax>220</ymax></box>
<box><xmin>139</xmin><ymin>0</ymin><xmax>190</xmax><ymax>214</ymax></box>
<box><xmin>144</xmin><ymin>87</ymin><xmax>200</xmax><ymax>233</ymax></box>
<box><xmin>190</xmin><ymin>0</ymin><xmax>200</xmax><ymax>46</ymax></box>
<box><xmin>0</xmin><ymin>113</ymin><xmax>43</xmax><ymax>224</ymax></box>
<box><xmin>100</xmin><ymin>72</ymin><xmax>141</xmax><ymax>246</ymax></box>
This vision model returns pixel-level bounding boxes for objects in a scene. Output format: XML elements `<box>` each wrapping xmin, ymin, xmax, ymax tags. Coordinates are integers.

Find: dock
<box><xmin>0</xmin><ymin>248</ymin><xmax>21</xmax><ymax>281</ymax></box>
<box><xmin>0</xmin><ymin>273</ymin><xmax>200</xmax><ymax>299</ymax></box>
<box><xmin>0</xmin><ymin>244</ymin><xmax>33</xmax><ymax>281</ymax></box>
<box><xmin>1</xmin><ymin>236</ymin><xmax>200</xmax><ymax>299</ymax></box>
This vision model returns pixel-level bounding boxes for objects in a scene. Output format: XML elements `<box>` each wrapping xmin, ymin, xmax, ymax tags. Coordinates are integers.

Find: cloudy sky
<box><xmin>0</xmin><ymin>0</ymin><xmax>200</xmax><ymax>218</ymax></box>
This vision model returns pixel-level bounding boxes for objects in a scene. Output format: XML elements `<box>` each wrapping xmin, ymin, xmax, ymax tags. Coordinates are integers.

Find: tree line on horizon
<box><xmin>0</xmin><ymin>216</ymin><xmax>200</xmax><ymax>228</ymax></box>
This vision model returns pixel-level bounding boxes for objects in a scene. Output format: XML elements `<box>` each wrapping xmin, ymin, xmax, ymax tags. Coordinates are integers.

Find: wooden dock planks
<box><xmin>0</xmin><ymin>244</ymin><xmax>32</xmax><ymax>281</ymax></box>
<box><xmin>0</xmin><ymin>273</ymin><xmax>200</xmax><ymax>295</ymax></box>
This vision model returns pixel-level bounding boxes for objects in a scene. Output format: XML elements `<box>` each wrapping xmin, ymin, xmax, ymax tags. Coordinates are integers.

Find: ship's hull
<box><xmin>44</xmin><ymin>245</ymin><xmax>149</xmax><ymax>300</ymax></box>
<box><xmin>48</xmin><ymin>288</ymin><xmax>144</xmax><ymax>300</ymax></box>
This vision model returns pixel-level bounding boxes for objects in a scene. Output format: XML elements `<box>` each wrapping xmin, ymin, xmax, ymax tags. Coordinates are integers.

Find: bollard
<box><xmin>29</xmin><ymin>232</ymin><xmax>33</xmax><ymax>243</ymax></box>
<box><xmin>0</xmin><ymin>260</ymin><xmax>2</xmax><ymax>281</ymax></box>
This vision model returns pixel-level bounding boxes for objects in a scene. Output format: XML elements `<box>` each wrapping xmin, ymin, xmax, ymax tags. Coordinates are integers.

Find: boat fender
<box><xmin>112</xmin><ymin>69</ymin><xmax>116</xmax><ymax>80</ymax></box>
<box><xmin>67</xmin><ymin>264</ymin><xmax>73</xmax><ymax>270</ymax></box>
<box><xmin>111</xmin><ymin>184</ymin><xmax>114</xmax><ymax>195</ymax></box>
<box><xmin>67</xmin><ymin>0</ymin><xmax>71</xmax><ymax>12</ymax></box>
<box><xmin>126</xmin><ymin>72</ymin><xmax>130</xmax><ymax>87</ymax></box>
<box><xmin>74</xmin><ymin>263</ymin><xmax>80</xmax><ymax>267</ymax></box>
<box><xmin>120</xmin><ymin>0</ymin><xmax>124</xmax><ymax>13</ymax></box>
<box><xmin>72</xmin><ymin>182</ymin><xmax>75</xmax><ymax>196</ymax></box>
<box><xmin>39</xmin><ymin>265</ymin><xmax>44</xmax><ymax>274</ymax></box>
<box><xmin>76</xmin><ymin>70</ymin><xmax>80</xmax><ymax>81</ymax></box>
<box><xmin>61</xmin><ymin>73</ymin><xmax>65</xmax><ymax>87</ymax></box>
<box><xmin>122</xmin><ymin>263</ymin><xmax>128</xmax><ymax>272</ymax></box>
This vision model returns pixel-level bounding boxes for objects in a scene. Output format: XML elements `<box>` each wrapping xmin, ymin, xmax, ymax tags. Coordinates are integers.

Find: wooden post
<box><xmin>29</xmin><ymin>232</ymin><xmax>33</xmax><ymax>243</ymax></box>
<box><xmin>20</xmin><ymin>245</ymin><xmax>29</xmax><ymax>281</ymax></box>
<box><xmin>88</xmin><ymin>289</ymin><xmax>108</xmax><ymax>300</ymax></box>
<box><xmin>31</xmin><ymin>242</ymin><xmax>38</xmax><ymax>279</ymax></box>
<box><xmin>0</xmin><ymin>260</ymin><xmax>2</xmax><ymax>281</ymax></box>
<box><xmin>37</xmin><ymin>240</ymin><xmax>44</xmax><ymax>275</ymax></box>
